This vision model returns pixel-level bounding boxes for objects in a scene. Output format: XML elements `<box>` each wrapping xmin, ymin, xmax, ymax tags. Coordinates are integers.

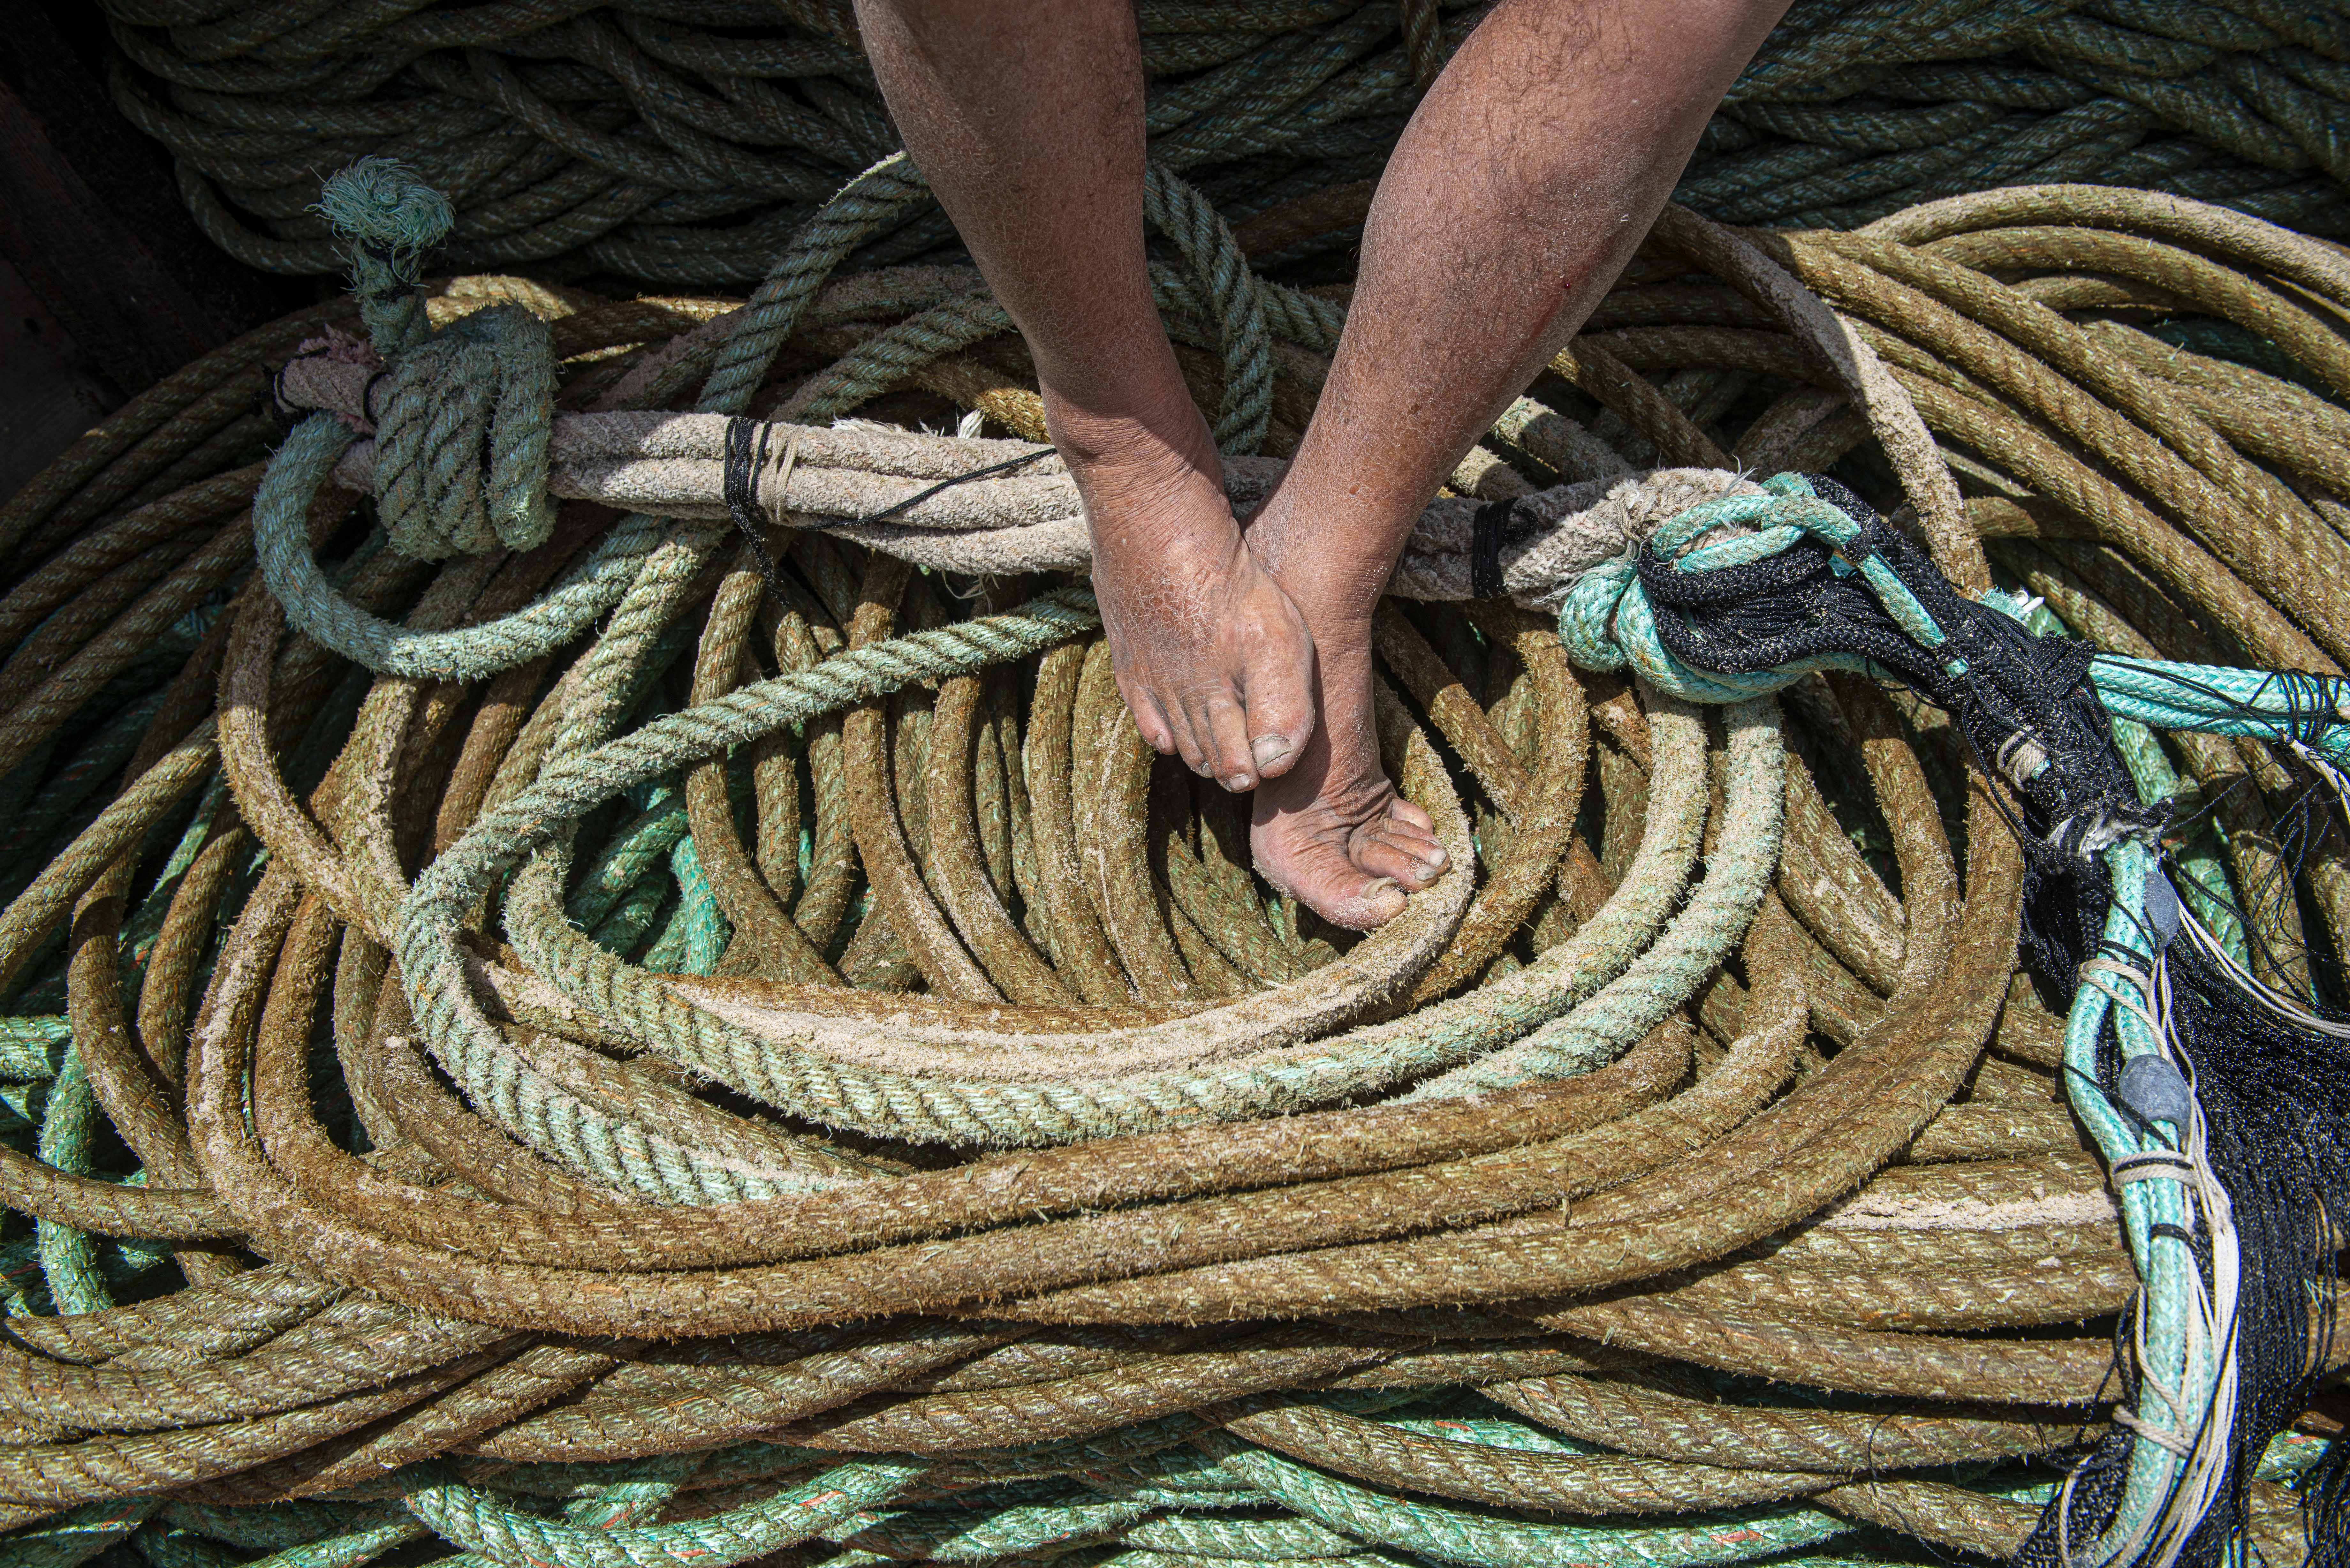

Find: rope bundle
<box><xmin>0</xmin><ymin>168</ymin><xmax>2344</xmax><ymax>1568</ymax></box>
<box><xmin>94</xmin><ymin>0</ymin><xmax>2350</xmax><ymax>290</ymax></box>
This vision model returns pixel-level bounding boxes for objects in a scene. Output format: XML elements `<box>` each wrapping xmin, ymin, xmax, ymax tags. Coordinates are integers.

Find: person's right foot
<box><xmin>1242</xmin><ymin>488</ymin><xmax>1451</xmax><ymax>931</ymax></box>
<box><xmin>1054</xmin><ymin>385</ymin><xmax>1316</xmax><ymax>795</ymax></box>
<box><xmin>1246</xmin><ymin>603</ymin><xmax>1451</xmax><ymax>931</ymax></box>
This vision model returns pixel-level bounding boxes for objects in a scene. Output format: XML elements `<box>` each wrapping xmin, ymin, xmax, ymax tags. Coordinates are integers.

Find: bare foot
<box><xmin>1245</xmin><ymin>576</ymin><xmax>1450</xmax><ymax>931</ymax></box>
<box><xmin>1053</xmin><ymin>385</ymin><xmax>1315</xmax><ymax>793</ymax></box>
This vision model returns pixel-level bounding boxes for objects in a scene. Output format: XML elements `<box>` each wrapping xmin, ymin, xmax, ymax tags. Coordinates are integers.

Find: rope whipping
<box><xmin>0</xmin><ymin>154</ymin><xmax>2346</xmax><ymax>1568</ymax></box>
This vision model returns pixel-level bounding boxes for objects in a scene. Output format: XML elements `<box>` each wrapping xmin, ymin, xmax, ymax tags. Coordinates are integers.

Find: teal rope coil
<box><xmin>34</xmin><ymin>1050</ymin><xmax>111</xmax><ymax>1319</ymax></box>
<box><xmin>400</xmin><ymin>1458</ymin><xmax>927</xmax><ymax>1568</ymax></box>
<box><xmin>255</xmin><ymin>400</ymin><xmax>665</xmax><ymax>686</ymax></box>
<box><xmin>374</xmin><ymin>304</ymin><xmax>557</xmax><ymax>561</ymax></box>
<box><xmin>256</xmin><ymin>152</ymin><xmax>914</xmax><ymax>685</ymax></box>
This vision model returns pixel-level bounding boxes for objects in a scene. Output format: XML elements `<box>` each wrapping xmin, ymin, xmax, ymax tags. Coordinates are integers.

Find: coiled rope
<box><xmin>91</xmin><ymin>0</ymin><xmax>2350</xmax><ymax>290</ymax></box>
<box><xmin>0</xmin><ymin>162</ymin><xmax>2344</xmax><ymax>1568</ymax></box>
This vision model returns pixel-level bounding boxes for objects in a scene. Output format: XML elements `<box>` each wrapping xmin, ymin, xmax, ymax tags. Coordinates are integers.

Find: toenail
<box><xmin>1250</xmin><ymin>735</ymin><xmax>1291</xmax><ymax>768</ymax></box>
<box><xmin>1228</xmin><ymin>773</ymin><xmax>1254</xmax><ymax>792</ymax></box>
<box><xmin>1419</xmin><ymin>845</ymin><xmax>1450</xmax><ymax>871</ymax></box>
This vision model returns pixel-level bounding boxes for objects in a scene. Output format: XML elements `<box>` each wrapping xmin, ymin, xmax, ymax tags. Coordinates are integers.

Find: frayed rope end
<box><xmin>314</xmin><ymin>156</ymin><xmax>454</xmax><ymax>260</ymax></box>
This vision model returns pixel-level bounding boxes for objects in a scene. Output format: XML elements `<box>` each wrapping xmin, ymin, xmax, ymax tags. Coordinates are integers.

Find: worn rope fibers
<box><xmin>0</xmin><ymin>166</ymin><xmax>2347</xmax><ymax>1568</ymax></box>
<box><xmin>92</xmin><ymin>0</ymin><xmax>2350</xmax><ymax>292</ymax></box>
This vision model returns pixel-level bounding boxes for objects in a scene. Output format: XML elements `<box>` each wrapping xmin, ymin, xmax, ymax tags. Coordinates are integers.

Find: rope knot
<box><xmin>280</xmin><ymin>162</ymin><xmax>558</xmax><ymax>562</ymax></box>
<box><xmin>1555</xmin><ymin>473</ymin><xmax>1814</xmax><ymax>702</ymax></box>
<box><xmin>1606</xmin><ymin>470</ymin><xmax>2156</xmax><ymax>853</ymax></box>
<box><xmin>315</xmin><ymin>157</ymin><xmax>454</xmax><ymax>357</ymax></box>
<box><xmin>373</xmin><ymin>304</ymin><xmax>558</xmax><ymax>560</ymax></box>
<box><xmin>315</xmin><ymin>155</ymin><xmax>454</xmax><ymax>261</ymax></box>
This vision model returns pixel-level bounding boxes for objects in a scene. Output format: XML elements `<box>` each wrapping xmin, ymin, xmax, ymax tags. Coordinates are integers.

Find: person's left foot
<box><xmin>1243</xmin><ymin>536</ymin><xmax>1450</xmax><ymax>930</ymax></box>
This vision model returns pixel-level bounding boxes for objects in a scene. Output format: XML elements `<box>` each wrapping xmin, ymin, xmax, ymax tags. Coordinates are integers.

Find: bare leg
<box><xmin>856</xmin><ymin>0</ymin><xmax>1315</xmax><ymax>794</ymax></box>
<box><xmin>1245</xmin><ymin>0</ymin><xmax>1793</xmax><ymax>928</ymax></box>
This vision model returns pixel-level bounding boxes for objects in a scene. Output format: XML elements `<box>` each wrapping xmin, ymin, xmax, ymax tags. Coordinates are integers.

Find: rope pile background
<box><xmin>0</xmin><ymin>167</ymin><xmax>2345</xmax><ymax>1568</ymax></box>
<box><xmin>91</xmin><ymin>0</ymin><xmax>2350</xmax><ymax>289</ymax></box>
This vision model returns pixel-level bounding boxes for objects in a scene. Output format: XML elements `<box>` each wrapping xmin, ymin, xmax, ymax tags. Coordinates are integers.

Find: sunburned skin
<box><xmin>1044</xmin><ymin>374</ymin><xmax>1455</xmax><ymax>930</ymax></box>
<box><xmin>1046</xmin><ymin>380</ymin><xmax>1314</xmax><ymax>797</ymax></box>
<box><xmin>855</xmin><ymin>0</ymin><xmax>1793</xmax><ymax>929</ymax></box>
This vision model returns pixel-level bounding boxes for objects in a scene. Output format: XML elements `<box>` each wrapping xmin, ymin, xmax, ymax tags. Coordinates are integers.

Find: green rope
<box><xmin>34</xmin><ymin>1049</ymin><xmax>111</xmax><ymax>1317</ymax></box>
<box><xmin>400</xmin><ymin>1458</ymin><xmax>927</xmax><ymax>1568</ymax></box>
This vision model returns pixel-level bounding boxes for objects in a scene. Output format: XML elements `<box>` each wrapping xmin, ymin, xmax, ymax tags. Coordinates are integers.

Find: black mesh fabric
<box><xmin>1634</xmin><ymin>487</ymin><xmax>2152</xmax><ymax>855</ymax></box>
<box><xmin>2162</xmin><ymin>938</ymin><xmax>2350</xmax><ymax>1568</ymax></box>
<box><xmin>1629</xmin><ymin>483</ymin><xmax>2348</xmax><ymax>1568</ymax></box>
<box><xmin>2013</xmin><ymin>1430</ymin><xmax>2136</xmax><ymax>1568</ymax></box>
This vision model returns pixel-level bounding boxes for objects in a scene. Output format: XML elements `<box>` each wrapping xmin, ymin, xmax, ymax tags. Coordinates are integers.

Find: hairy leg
<box><xmin>1245</xmin><ymin>0</ymin><xmax>1793</xmax><ymax>928</ymax></box>
<box><xmin>856</xmin><ymin>0</ymin><xmax>1314</xmax><ymax>793</ymax></box>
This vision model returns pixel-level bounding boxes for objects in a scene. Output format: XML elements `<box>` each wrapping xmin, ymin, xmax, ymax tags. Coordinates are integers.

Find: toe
<box><xmin>1116</xmin><ymin>671</ymin><xmax>1180</xmax><ymax>757</ymax></box>
<box><xmin>1354</xmin><ymin>823</ymin><xmax>1449</xmax><ymax>889</ymax></box>
<box><xmin>1261</xmin><ymin>835</ymin><xmax>1411</xmax><ymax>931</ymax></box>
<box><xmin>1315</xmin><ymin>874</ymin><xmax>1409</xmax><ymax>931</ymax></box>
<box><xmin>1156</xmin><ymin>686</ymin><xmax>1217</xmax><ymax>776</ymax></box>
<box><xmin>1197</xmin><ymin>692</ymin><xmax>1259</xmax><ymax>792</ymax></box>
<box><xmin>1384</xmin><ymin>796</ymin><xmax>1436</xmax><ymax>834</ymax></box>
<box><xmin>1237</xmin><ymin>635</ymin><xmax>1315</xmax><ymax>781</ymax></box>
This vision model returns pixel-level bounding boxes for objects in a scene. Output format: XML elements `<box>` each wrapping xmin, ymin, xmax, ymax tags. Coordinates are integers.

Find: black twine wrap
<box><xmin>866</xmin><ymin>447</ymin><xmax>1056</xmax><ymax>524</ymax></box>
<box><xmin>723</xmin><ymin>416</ymin><xmax>788</xmax><ymax>595</ymax></box>
<box><xmin>1470</xmin><ymin>497</ymin><xmax>1517</xmax><ymax>599</ymax></box>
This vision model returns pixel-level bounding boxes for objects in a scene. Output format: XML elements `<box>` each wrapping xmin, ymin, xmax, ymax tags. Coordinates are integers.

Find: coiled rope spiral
<box><xmin>0</xmin><ymin>164</ymin><xmax>2344</xmax><ymax>1568</ymax></box>
<box><xmin>91</xmin><ymin>0</ymin><xmax>2350</xmax><ymax>290</ymax></box>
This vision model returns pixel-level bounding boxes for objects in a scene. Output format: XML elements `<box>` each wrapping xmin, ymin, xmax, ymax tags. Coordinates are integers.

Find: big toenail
<box><xmin>1250</xmin><ymin>735</ymin><xmax>1291</xmax><ymax>768</ymax></box>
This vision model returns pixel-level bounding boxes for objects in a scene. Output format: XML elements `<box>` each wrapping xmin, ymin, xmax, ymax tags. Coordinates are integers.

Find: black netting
<box><xmin>2165</xmin><ymin>939</ymin><xmax>2350</xmax><ymax>1568</ymax></box>
<box><xmin>1635</xmin><ymin>485</ymin><xmax>2350</xmax><ymax>1568</ymax></box>
<box><xmin>2014</xmin><ymin>1430</ymin><xmax>2135</xmax><ymax>1568</ymax></box>
<box><xmin>1637</xmin><ymin>491</ymin><xmax>2150</xmax><ymax>856</ymax></box>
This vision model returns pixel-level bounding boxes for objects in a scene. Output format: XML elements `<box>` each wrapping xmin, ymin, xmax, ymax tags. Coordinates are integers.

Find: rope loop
<box><xmin>374</xmin><ymin>303</ymin><xmax>558</xmax><ymax>560</ymax></box>
<box><xmin>1143</xmin><ymin>163</ymin><xmax>1275</xmax><ymax>455</ymax></box>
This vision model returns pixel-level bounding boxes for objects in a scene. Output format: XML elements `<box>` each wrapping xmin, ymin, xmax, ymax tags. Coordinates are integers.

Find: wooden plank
<box><xmin>0</xmin><ymin>257</ymin><xmax>116</xmax><ymax>501</ymax></box>
<box><xmin>0</xmin><ymin>4</ymin><xmax>303</xmax><ymax>398</ymax></box>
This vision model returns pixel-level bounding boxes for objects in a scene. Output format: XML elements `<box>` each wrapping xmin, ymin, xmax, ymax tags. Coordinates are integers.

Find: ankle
<box><xmin>1244</xmin><ymin>465</ymin><xmax>1418</xmax><ymax>626</ymax></box>
<box><xmin>1248</xmin><ymin>516</ymin><xmax>1394</xmax><ymax>635</ymax></box>
<box><xmin>1050</xmin><ymin>384</ymin><xmax>1235</xmax><ymax>561</ymax></box>
<box><xmin>1041</xmin><ymin>361</ymin><xmax>1217</xmax><ymax>478</ymax></box>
